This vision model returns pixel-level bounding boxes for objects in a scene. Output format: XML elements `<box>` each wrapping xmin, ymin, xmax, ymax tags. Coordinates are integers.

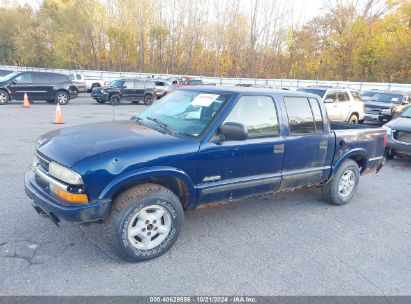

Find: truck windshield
<box><xmin>137</xmin><ymin>90</ymin><xmax>232</xmax><ymax>137</ymax></box>
<box><xmin>110</xmin><ymin>80</ymin><xmax>124</xmax><ymax>88</ymax></box>
<box><xmin>297</xmin><ymin>88</ymin><xmax>327</xmax><ymax>98</ymax></box>
<box><xmin>400</xmin><ymin>107</ymin><xmax>411</xmax><ymax>118</ymax></box>
<box><xmin>370</xmin><ymin>93</ymin><xmax>403</xmax><ymax>104</ymax></box>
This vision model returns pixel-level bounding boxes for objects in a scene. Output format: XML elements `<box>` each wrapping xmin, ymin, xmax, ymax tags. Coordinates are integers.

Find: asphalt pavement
<box><xmin>0</xmin><ymin>94</ymin><xmax>410</xmax><ymax>296</ymax></box>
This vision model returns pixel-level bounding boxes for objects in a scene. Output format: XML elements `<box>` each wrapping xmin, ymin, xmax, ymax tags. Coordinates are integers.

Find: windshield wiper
<box><xmin>146</xmin><ymin>116</ymin><xmax>174</xmax><ymax>134</ymax></box>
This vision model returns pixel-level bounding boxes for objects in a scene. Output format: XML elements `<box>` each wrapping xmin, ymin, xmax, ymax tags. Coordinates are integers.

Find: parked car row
<box><xmin>0</xmin><ymin>71</ymin><xmax>78</xmax><ymax>105</ymax></box>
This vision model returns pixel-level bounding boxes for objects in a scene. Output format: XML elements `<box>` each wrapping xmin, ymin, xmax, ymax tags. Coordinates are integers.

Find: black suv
<box><xmin>0</xmin><ymin>71</ymin><xmax>78</xmax><ymax>105</ymax></box>
<box><xmin>92</xmin><ymin>78</ymin><xmax>155</xmax><ymax>105</ymax></box>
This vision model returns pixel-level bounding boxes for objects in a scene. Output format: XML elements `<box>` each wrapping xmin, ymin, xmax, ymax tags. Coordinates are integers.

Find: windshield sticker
<box><xmin>191</xmin><ymin>94</ymin><xmax>219</xmax><ymax>107</ymax></box>
<box><xmin>391</xmin><ymin>98</ymin><xmax>399</xmax><ymax>102</ymax></box>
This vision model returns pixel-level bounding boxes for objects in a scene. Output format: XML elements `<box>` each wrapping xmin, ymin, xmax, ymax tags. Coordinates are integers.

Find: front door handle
<box><xmin>273</xmin><ymin>144</ymin><xmax>284</xmax><ymax>154</ymax></box>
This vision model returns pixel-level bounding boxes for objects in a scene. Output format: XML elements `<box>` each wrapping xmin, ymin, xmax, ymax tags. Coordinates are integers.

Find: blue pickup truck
<box><xmin>25</xmin><ymin>87</ymin><xmax>386</xmax><ymax>261</ymax></box>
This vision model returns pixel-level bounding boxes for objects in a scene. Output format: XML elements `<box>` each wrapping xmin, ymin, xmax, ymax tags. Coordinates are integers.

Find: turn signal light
<box><xmin>52</xmin><ymin>187</ymin><xmax>88</xmax><ymax>204</ymax></box>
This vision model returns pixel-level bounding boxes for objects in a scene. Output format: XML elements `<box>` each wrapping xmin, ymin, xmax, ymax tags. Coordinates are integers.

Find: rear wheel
<box><xmin>0</xmin><ymin>90</ymin><xmax>10</xmax><ymax>105</ymax></box>
<box><xmin>55</xmin><ymin>91</ymin><xmax>69</xmax><ymax>105</ymax></box>
<box><xmin>322</xmin><ymin>159</ymin><xmax>360</xmax><ymax>206</ymax></box>
<box><xmin>144</xmin><ymin>94</ymin><xmax>154</xmax><ymax>105</ymax></box>
<box><xmin>348</xmin><ymin>114</ymin><xmax>359</xmax><ymax>124</ymax></box>
<box><xmin>106</xmin><ymin>183</ymin><xmax>184</xmax><ymax>262</ymax></box>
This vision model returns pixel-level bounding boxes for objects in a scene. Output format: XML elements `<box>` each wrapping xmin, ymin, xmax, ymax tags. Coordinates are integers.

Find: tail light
<box><xmin>383</xmin><ymin>134</ymin><xmax>387</xmax><ymax>147</ymax></box>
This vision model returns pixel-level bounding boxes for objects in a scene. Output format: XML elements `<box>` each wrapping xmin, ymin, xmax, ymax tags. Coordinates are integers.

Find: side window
<box><xmin>32</xmin><ymin>73</ymin><xmax>49</xmax><ymax>83</ymax></box>
<box><xmin>351</xmin><ymin>91</ymin><xmax>362</xmax><ymax>102</ymax></box>
<box><xmin>337</xmin><ymin>92</ymin><xmax>350</xmax><ymax>102</ymax></box>
<box><xmin>68</xmin><ymin>74</ymin><xmax>75</xmax><ymax>80</ymax></box>
<box><xmin>325</xmin><ymin>92</ymin><xmax>337</xmax><ymax>102</ymax></box>
<box><xmin>309</xmin><ymin>98</ymin><xmax>324</xmax><ymax>133</ymax></box>
<box><xmin>224</xmin><ymin>96</ymin><xmax>279</xmax><ymax>138</ymax></box>
<box><xmin>284</xmin><ymin>97</ymin><xmax>315</xmax><ymax>135</ymax></box>
<box><xmin>144</xmin><ymin>81</ymin><xmax>154</xmax><ymax>89</ymax></box>
<box><xmin>134</xmin><ymin>81</ymin><xmax>144</xmax><ymax>89</ymax></box>
<box><xmin>123</xmin><ymin>81</ymin><xmax>134</xmax><ymax>88</ymax></box>
<box><xmin>14</xmin><ymin>73</ymin><xmax>32</xmax><ymax>83</ymax></box>
<box><xmin>76</xmin><ymin>74</ymin><xmax>82</xmax><ymax>81</ymax></box>
<box><xmin>52</xmin><ymin>74</ymin><xmax>69</xmax><ymax>82</ymax></box>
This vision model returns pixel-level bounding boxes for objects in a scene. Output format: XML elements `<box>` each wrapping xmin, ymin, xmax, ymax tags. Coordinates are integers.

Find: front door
<box><xmin>121</xmin><ymin>80</ymin><xmax>135</xmax><ymax>101</ymax></box>
<box><xmin>9</xmin><ymin>72</ymin><xmax>34</xmax><ymax>100</ymax></box>
<box><xmin>197</xmin><ymin>95</ymin><xmax>285</xmax><ymax>203</ymax></box>
<box><xmin>280</xmin><ymin>96</ymin><xmax>333</xmax><ymax>190</ymax></box>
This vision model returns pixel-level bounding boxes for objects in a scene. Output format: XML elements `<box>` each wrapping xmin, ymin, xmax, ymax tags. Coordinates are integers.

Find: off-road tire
<box><xmin>105</xmin><ymin>183</ymin><xmax>184</xmax><ymax>262</ymax></box>
<box><xmin>322</xmin><ymin>159</ymin><xmax>360</xmax><ymax>206</ymax></box>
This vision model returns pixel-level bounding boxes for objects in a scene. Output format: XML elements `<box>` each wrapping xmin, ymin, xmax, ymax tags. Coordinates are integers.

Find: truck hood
<box><xmin>36</xmin><ymin>121</ymin><xmax>188</xmax><ymax>167</ymax></box>
<box><xmin>364</xmin><ymin>101</ymin><xmax>396</xmax><ymax>110</ymax></box>
<box><xmin>385</xmin><ymin>117</ymin><xmax>411</xmax><ymax>132</ymax></box>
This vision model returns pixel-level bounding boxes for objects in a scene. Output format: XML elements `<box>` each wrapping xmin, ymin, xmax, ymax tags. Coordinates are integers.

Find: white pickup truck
<box><xmin>68</xmin><ymin>73</ymin><xmax>108</xmax><ymax>93</ymax></box>
<box><xmin>298</xmin><ymin>87</ymin><xmax>365</xmax><ymax>124</ymax></box>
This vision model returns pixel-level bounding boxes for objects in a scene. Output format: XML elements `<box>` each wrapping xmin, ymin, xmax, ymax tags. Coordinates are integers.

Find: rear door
<box><xmin>280</xmin><ymin>96</ymin><xmax>333</xmax><ymax>189</ymax></box>
<box><xmin>336</xmin><ymin>91</ymin><xmax>351</xmax><ymax>121</ymax></box>
<box><xmin>197</xmin><ymin>95</ymin><xmax>286</xmax><ymax>203</ymax></box>
<box><xmin>134</xmin><ymin>80</ymin><xmax>146</xmax><ymax>101</ymax></box>
<box><xmin>32</xmin><ymin>73</ymin><xmax>54</xmax><ymax>100</ymax></box>
<box><xmin>324</xmin><ymin>91</ymin><xmax>339</xmax><ymax>121</ymax></box>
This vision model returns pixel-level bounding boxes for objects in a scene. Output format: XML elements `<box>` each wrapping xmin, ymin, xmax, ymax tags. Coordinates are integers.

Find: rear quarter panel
<box><xmin>332</xmin><ymin>126</ymin><xmax>385</xmax><ymax>174</ymax></box>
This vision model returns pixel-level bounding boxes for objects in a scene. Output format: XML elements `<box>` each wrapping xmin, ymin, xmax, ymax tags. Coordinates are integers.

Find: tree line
<box><xmin>0</xmin><ymin>0</ymin><xmax>410</xmax><ymax>82</ymax></box>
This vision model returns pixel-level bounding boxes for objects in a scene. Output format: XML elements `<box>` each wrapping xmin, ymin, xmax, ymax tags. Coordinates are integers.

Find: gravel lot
<box><xmin>0</xmin><ymin>94</ymin><xmax>410</xmax><ymax>296</ymax></box>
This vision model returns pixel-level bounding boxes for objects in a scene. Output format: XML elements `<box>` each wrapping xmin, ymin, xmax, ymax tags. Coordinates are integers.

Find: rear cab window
<box><xmin>284</xmin><ymin>96</ymin><xmax>323</xmax><ymax>135</ymax></box>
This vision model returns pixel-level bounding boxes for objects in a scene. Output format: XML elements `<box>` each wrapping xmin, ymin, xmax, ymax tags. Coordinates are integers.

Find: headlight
<box><xmin>49</xmin><ymin>162</ymin><xmax>83</xmax><ymax>185</ymax></box>
<box><xmin>382</xmin><ymin>125</ymin><xmax>392</xmax><ymax>136</ymax></box>
<box><xmin>381</xmin><ymin>108</ymin><xmax>392</xmax><ymax>115</ymax></box>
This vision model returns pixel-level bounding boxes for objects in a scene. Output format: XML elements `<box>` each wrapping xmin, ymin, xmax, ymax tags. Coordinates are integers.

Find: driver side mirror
<box><xmin>324</xmin><ymin>98</ymin><xmax>333</xmax><ymax>103</ymax></box>
<box><xmin>219</xmin><ymin>122</ymin><xmax>248</xmax><ymax>141</ymax></box>
<box><xmin>122</xmin><ymin>85</ymin><xmax>127</xmax><ymax>89</ymax></box>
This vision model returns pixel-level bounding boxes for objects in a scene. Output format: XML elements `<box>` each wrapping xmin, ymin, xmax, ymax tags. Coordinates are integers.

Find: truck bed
<box><xmin>330</xmin><ymin>122</ymin><xmax>386</xmax><ymax>172</ymax></box>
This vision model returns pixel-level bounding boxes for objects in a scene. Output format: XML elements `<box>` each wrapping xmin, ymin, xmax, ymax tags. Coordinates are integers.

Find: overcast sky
<box><xmin>12</xmin><ymin>0</ymin><xmax>328</xmax><ymax>24</ymax></box>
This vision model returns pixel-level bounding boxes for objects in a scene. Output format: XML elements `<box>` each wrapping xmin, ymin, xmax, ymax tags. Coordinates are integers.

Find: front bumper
<box><xmin>387</xmin><ymin>137</ymin><xmax>411</xmax><ymax>157</ymax></box>
<box><xmin>25</xmin><ymin>169</ymin><xmax>111</xmax><ymax>223</ymax></box>
<box><xmin>92</xmin><ymin>93</ymin><xmax>109</xmax><ymax>102</ymax></box>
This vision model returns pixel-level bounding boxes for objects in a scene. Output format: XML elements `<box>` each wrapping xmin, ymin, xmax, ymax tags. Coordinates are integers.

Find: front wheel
<box><xmin>144</xmin><ymin>94</ymin><xmax>154</xmax><ymax>105</ymax></box>
<box><xmin>0</xmin><ymin>90</ymin><xmax>10</xmax><ymax>105</ymax></box>
<box><xmin>348</xmin><ymin>114</ymin><xmax>359</xmax><ymax>124</ymax></box>
<box><xmin>55</xmin><ymin>91</ymin><xmax>70</xmax><ymax>105</ymax></box>
<box><xmin>107</xmin><ymin>183</ymin><xmax>184</xmax><ymax>262</ymax></box>
<box><xmin>322</xmin><ymin>159</ymin><xmax>360</xmax><ymax>206</ymax></box>
<box><xmin>109</xmin><ymin>94</ymin><xmax>121</xmax><ymax>105</ymax></box>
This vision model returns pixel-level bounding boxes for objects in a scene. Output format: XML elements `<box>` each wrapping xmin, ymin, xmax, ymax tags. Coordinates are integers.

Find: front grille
<box><xmin>394</xmin><ymin>131</ymin><xmax>411</xmax><ymax>144</ymax></box>
<box><xmin>365</xmin><ymin>107</ymin><xmax>381</xmax><ymax>115</ymax></box>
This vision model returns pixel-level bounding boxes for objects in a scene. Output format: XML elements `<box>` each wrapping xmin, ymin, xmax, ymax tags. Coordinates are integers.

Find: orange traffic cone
<box><xmin>22</xmin><ymin>92</ymin><xmax>30</xmax><ymax>108</ymax></box>
<box><xmin>53</xmin><ymin>103</ymin><xmax>65</xmax><ymax>124</ymax></box>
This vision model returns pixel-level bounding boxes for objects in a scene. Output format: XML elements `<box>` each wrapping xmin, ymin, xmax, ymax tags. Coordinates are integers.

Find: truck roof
<box><xmin>178</xmin><ymin>85</ymin><xmax>319</xmax><ymax>99</ymax></box>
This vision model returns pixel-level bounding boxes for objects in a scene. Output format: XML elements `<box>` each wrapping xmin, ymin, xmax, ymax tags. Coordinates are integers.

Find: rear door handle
<box><xmin>273</xmin><ymin>144</ymin><xmax>284</xmax><ymax>154</ymax></box>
